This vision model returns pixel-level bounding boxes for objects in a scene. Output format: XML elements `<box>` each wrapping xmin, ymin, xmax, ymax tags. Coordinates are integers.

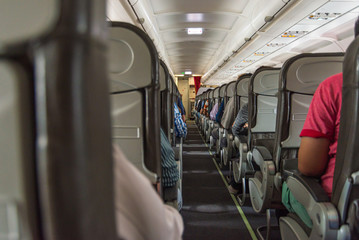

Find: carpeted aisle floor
<box><xmin>181</xmin><ymin>121</ymin><xmax>277</xmax><ymax>240</ymax></box>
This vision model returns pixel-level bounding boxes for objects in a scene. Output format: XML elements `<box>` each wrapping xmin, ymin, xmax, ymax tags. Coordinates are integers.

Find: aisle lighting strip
<box><xmin>195</xmin><ymin>126</ymin><xmax>258</xmax><ymax>240</ymax></box>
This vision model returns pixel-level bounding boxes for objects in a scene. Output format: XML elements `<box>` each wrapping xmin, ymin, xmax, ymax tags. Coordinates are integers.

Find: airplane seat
<box><xmin>247</xmin><ymin>67</ymin><xmax>281</xmax><ymax>213</ymax></box>
<box><xmin>2</xmin><ymin>0</ymin><xmax>119</xmax><ymax>239</ymax></box>
<box><xmin>110</xmin><ymin>22</ymin><xmax>161</xmax><ymax>185</ymax></box>
<box><xmin>159</xmin><ymin>60</ymin><xmax>180</xmax><ymax>207</ymax></box>
<box><xmin>0</xmin><ymin>1</ymin><xmax>60</xmax><ymax>238</ymax></box>
<box><xmin>221</xmin><ymin>81</ymin><xmax>237</xmax><ymax>167</ymax></box>
<box><xmin>205</xmin><ymin>97</ymin><xmax>214</xmax><ymax>143</ymax></box>
<box><xmin>160</xmin><ymin>60</ymin><xmax>171</xmax><ymax>140</ymax></box>
<box><xmin>215</xmin><ymin>84</ymin><xmax>228</xmax><ymax>161</ymax></box>
<box><xmin>0</xmin><ymin>59</ymin><xmax>38</xmax><ymax>239</ymax></box>
<box><xmin>209</xmin><ymin>88</ymin><xmax>220</xmax><ymax>149</ymax></box>
<box><xmin>274</xmin><ymin>52</ymin><xmax>345</xmax><ymax>240</ymax></box>
<box><xmin>232</xmin><ymin>75</ymin><xmax>251</xmax><ymax>189</ymax></box>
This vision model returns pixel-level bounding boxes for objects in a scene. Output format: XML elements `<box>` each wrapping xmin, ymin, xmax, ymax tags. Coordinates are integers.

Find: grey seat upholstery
<box><xmin>0</xmin><ymin>59</ymin><xmax>39</xmax><ymax>240</ymax></box>
<box><xmin>232</xmin><ymin>74</ymin><xmax>252</xmax><ymax>186</ymax></box>
<box><xmin>160</xmin><ymin>60</ymin><xmax>171</xmax><ymax>140</ymax></box>
<box><xmin>221</xmin><ymin>81</ymin><xmax>237</xmax><ymax>167</ymax></box>
<box><xmin>209</xmin><ymin>87</ymin><xmax>220</xmax><ymax>149</ymax></box>
<box><xmin>1</xmin><ymin>1</ymin><xmax>119</xmax><ymax>239</ymax></box>
<box><xmin>215</xmin><ymin>84</ymin><xmax>228</xmax><ymax>157</ymax></box>
<box><xmin>110</xmin><ymin>22</ymin><xmax>161</xmax><ymax>184</ymax></box>
<box><xmin>247</xmin><ymin>67</ymin><xmax>281</xmax><ymax>213</ymax></box>
<box><xmin>201</xmin><ymin>89</ymin><xmax>211</xmax><ymax>136</ymax></box>
<box><xmin>205</xmin><ymin>88</ymin><xmax>216</xmax><ymax>143</ymax></box>
<box><xmin>275</xmin><ymin>53</ymin><xmax>345</xmax><ymax>240</ymax></box>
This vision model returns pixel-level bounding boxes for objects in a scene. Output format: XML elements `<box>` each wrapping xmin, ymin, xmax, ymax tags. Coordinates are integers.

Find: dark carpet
<box><xmin>181</xmin><ymin>122</ymin><xmax>279</xmax><ymax>240</ymax></box>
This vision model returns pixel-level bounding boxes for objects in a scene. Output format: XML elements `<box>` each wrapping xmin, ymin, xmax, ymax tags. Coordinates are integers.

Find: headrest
<box><xmin>219</xmin><ymin>83</ymin><xmax>227</xmax><ymax>97</ymax></box>
<box><xmin>236</xmin><ymin>78</ymin><xmax>250</xmax><ymax>97</ymax></box>
<box><xmin>0</xmin><ymin>0</ymin><xmax>59</xmax><ymax>48</ymax></box>
<box><xmin>209</xmin><ymin>89</ymin><xmax>214</xmax><ymax>98</ymax></box>
<box><xmin>226</xmin><ymin>81</ymin><xmax>237</xmax><ymax>97</ymax></box>
<box><xmin>214</xmin><ymin>87</ymin><xmax>220</xmax><ymax>98</ymax></box>
<box><xmin>252</xmin><ymin>68</ymin><xmax>280</xmax><ymax>96</ymax></box>
<box><xmin>282</xmin><ymin>53</ymin><xmax>344</xmax><ymax>94</ymax></box>
<box><xmin>159</xmin><ymin>61</ymin><xmax>169</xmax><ymax>92</ymax></box>
<box><xmin>109</xmin><ymin>23</ymin><xmax>158</xmax><ymax>92</ymax></box>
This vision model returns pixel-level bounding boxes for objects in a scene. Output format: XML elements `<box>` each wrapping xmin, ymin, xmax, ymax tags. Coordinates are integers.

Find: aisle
<box><xmin>181</xmin><ymin>121</ymin><xmax>270</xmax><ymax>240</ymax></box>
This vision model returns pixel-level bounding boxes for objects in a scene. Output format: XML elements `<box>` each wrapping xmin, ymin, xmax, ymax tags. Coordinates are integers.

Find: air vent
<box><xmin>178</xmin><ymin>76</ymin><xmax>189</xmax><ymax>81</ymax></box>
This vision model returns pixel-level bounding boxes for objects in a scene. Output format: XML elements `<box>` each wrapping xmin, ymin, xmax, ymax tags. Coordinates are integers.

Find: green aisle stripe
<box><xmin>195</xmin><ymin>126</ymin><xmax>258</xmax><ymax>240</ymax></box>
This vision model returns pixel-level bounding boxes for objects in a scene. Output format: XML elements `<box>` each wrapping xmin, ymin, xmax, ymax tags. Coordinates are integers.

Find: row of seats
<box><xmin>0</xmin><ymin>1</ymin><xmax>184</xmax><ymax>238</ymax></box>
<box><xmin>194</xmin><ymin>42</ymin><xmax>359</xmax><ymax>239</ymax></box>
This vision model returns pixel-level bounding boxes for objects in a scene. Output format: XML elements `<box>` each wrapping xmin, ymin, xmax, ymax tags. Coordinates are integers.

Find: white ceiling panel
<box><xmin>118</xmin><ymin>0</ymin><xmax>359</xmax><ymax>80</ymax></box>
<box><xmin>161</xmin><ymin>29</ymin><xmax>228</xmax><ymax>43</ymax></box>
<box><xmin>149</xmin><ymin>0</ymin><xmax>249</xmax><ymax>15</ymax></box>
<box><xmin>156</xmin><ymin>13</ymin><xmax>239</xmax><ymax>31</ymax></box>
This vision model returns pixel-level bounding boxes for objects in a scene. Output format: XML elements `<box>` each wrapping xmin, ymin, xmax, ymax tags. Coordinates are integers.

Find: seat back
<box><xmin>2</xmin><ymin>1</ymin><xmax>118</xmax><ymax>239</ymax></box>
<box><xmin>160</xmin><ymin>60</ymin><xmax>171</xmax><ymax>140</ymax></box>
<box><xmin>235</xmin><ymin>74</ymin><xmax>252</xmax><ymax>115</ymax></box>
<box><xmin>223</xmin><ymin>81</ymin><xmax>237</xmax><ymax>129</ymax></box>
<box><xmin>236</xmin><ymin>75</ymin><xmax>251</xmax><ymax>111</ymax></box>
<box><xmin>332</xmin><ymin>37</ymin><xmax>359</xmax><ymax>233</ymax></box>
<box><xmin>169</xmin><ymin>76</ymin><xmax>175</xmax><ymax>142</ymax></box>
<box><xmin>110</xmin><ymin>22</ymin><xmax>161</xmax><ymax>183</ymax></box>
<box><xmin>274</xmin><ymin>53</ymin><xmax>344</xmax><ymax>169</ymax></box>
<box><xmin>0</xmin><ymin>59</ymin><xmax>38</xmax><ymax>240</ymax></box>
<box><xmin>248</xmin><ymin>67</ymin><xmax>280</xmax><ymax>151</ymax></box>
<box><xmin>214</xmin><ymin>86</ymin><xmax>220</xmax><ymax>105</ymax></box>
<box><xmin>219</xmin><ymin>83</ymin><xmax>227</xmax><ymax>106</ymax></box>
<box><xmin>0</xmin><ymin>1</ymin><xmax>60</xmax><ymax>238</ymax></box>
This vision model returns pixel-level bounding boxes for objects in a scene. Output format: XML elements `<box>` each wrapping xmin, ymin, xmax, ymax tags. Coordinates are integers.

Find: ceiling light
<box><xmin>186</xmin><ymin>13</ymin><xmax>204</xmax><ymax>22</ymax></box>
<box><xmin>187</xmin><ymin>28</ymin><xmax>203</xmax><ymax>35</ymax></box>
<box><xmin>185</xmin><ymin>71</ymin><xmax>192</xmax><ymax>75</ymax></box>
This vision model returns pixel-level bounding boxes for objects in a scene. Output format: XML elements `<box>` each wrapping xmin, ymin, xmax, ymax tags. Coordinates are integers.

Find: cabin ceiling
<box><xmin>109</xmin><ymin>0</ymin><xmax>359</xmax><ymax>84</ymax></box>
<box><xmin>145</xmin><ymin>0</ymin><xmax>251</xmax><ymax>75</ymax></box>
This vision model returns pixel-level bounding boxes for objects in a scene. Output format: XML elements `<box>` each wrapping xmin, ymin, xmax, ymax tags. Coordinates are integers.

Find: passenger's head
<box><xmin>355</xmin><ymin>16</ymin><xmax>359</xmax><ymax>37</ymax></box>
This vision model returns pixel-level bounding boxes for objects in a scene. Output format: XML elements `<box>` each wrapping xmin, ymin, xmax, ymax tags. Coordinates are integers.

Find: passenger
<box><xmin>282</xmin><ymin>18</ymin><xmax>359</xmax><ymax>228</ymax></box>
<box><xmin>161</xmin><ymin>128</ymin><xmax>180</xmax><ymax>188</ymax></box>
<box><xmin>177</xmin><ymin>96</ymin><xmax>186</xmax><ymax>122</ymax></box>
<box><xmin>210</xmin><ymin>102</ymin><xmax>219</xmax><ymax>121</ymax></box>
<box><xmin>282</xmin><ymin>72</ymin><xmax>343</xmax><ymax>228</ymax></box>
<box><xmin>113</xmin><ymin>144</ymin><xmax>184</xmax><ymax>240</ymax></box>
<box><xmin>160</xmin><ymin>128</ymin><xmax>182</xmax><ymax>210</ymax></box>
<box><xmin>200</xmin><ymin>100</ymin><xmax>208</xmax><ymax>115</ymax></box>
<box><xmin>196</xmin><ymin>100</ymin><xmax>203</xmax><ymax>120</ymax></box>
<box><xmin>210</xmin><ymin>100</ymin><xmax>225</xmax><ymax>146</ymax></box>
<box><xmin>174</xmin><ymin>103</ymin><xmax>187</xmax><ymax>138</ymax></box>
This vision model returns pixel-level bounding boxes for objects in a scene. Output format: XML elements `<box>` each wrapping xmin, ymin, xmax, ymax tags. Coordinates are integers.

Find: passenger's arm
<box><xmin>298</xmin><ymin>137</ymin><xmax>330</xmax><ymax>177</ymax></box>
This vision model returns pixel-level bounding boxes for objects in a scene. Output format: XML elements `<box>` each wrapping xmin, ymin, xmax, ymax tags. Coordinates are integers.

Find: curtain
<box><xmin>194</xmin><ymin>76</ymin><xmax>201</xmax><ymax>94</ymax></box>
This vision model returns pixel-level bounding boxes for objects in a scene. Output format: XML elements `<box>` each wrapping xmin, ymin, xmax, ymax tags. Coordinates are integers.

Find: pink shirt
<box><xmin>300</xmin><ymin>73</ymin><xmax>342</xmax><ymax>197</ymax></box>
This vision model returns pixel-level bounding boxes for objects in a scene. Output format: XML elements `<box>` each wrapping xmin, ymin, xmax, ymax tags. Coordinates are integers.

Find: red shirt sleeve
<box><xmin>300</xmin><ymin>77</ymin><xmax>338</xmax><ymax>141</ymax></box>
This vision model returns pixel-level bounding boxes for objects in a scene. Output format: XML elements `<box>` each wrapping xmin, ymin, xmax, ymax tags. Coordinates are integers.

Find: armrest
<box><xmin>252</xmin><ymin>146</ymin><xmax>274</xmax><ymax>173</ymax></box>
<box><xmin>253</xmin><ymin>146</ymin><xmax>272</xmax><ymax>160</ymax></box>
<box><xmin>173</xmin><ymin>147</ymin><xmax>180</xmax><ymax>161</ymax></box>
<box><xmin>289</xmin><ymin>172</ymin><xmax>329</xmax><ymax>202</ymax></box>
<box><xmin>282</xmin><ymin>158</ymin><xmax>298</xmax><ymax>179</ymax></box>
